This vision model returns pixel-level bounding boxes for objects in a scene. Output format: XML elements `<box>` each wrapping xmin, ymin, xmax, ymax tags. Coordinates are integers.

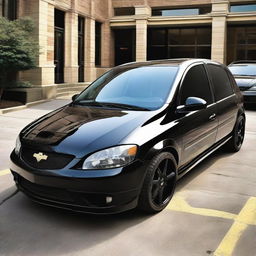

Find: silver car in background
<box><xmin>228</xmin><ymin>61</ymin><xmax>256</xmax><ymax>104</ymax></box>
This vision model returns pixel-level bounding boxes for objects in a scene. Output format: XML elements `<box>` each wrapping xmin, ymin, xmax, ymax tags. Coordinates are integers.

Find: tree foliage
<box><xmin>0</xmin><ymin>17</ymin><xmax>39</xmax><ymax>89</ymax></box>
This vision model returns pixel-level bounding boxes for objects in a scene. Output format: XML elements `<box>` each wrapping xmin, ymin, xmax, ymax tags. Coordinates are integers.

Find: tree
<box><xmin>0</xmin><ymin>17</ymin><xmax>39</xmax><ymax>99</ymax></box>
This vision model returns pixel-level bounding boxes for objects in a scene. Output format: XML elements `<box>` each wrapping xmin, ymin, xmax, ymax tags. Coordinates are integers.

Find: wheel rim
<box><xmin>151</xmin><ymin>159</ymin><xmax>176</xmax><ymax>207</ymax></box>
<box><xmin>236</xmin><ymin>118</ymin><xmax>245</xmax><ymax>148</ymax></box>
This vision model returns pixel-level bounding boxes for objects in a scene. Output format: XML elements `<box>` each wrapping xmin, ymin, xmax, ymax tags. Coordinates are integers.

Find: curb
<box><xmin>0</xmin><ymin>99</ymin><xmax>51</xmax><ymax>115</ymax></box>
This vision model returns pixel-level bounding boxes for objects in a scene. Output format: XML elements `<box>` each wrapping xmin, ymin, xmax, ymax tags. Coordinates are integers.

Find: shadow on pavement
<box><xmin>0</xmin><ymin>147</ymin><xmax>234</xmax><ymax>256</ymax></box>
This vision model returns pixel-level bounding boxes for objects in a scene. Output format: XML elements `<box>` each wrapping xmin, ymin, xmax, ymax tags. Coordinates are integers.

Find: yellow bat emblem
<box><xmin>33</xmin><ymin>152</ymin><xmax>48</xmax><ymax>162</ymax></box>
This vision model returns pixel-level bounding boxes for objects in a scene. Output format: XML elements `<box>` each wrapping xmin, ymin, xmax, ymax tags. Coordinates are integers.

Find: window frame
<box><xmin>177</xmin><ymin>62</ymin><xmax>214</xmax><ymax>106</ymax></box>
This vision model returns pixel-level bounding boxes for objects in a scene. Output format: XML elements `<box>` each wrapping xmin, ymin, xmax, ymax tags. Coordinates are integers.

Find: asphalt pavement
<box><xmin>0</xmin><ymin>100</ymin><xmax>256</xmax><ymax>256</ymax></box>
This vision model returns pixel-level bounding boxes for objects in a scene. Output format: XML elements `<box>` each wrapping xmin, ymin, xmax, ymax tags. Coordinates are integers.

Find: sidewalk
<box><xmin>0</xmin><ymin>99</ymin><xmax>70</xmax><ymax>170</ymax></box>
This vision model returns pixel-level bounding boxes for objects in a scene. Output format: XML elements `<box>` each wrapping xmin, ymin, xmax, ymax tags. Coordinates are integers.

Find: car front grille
<box><xmin>21</xmin><ymin>147</ymin><xmax>74</xmax><ymax>170</ymax></box>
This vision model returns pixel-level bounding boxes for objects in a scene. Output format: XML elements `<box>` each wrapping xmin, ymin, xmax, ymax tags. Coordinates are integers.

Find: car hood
<box><xmin>234</xmin><ymin>77</ymin><xmax>256</xmax><ymax>90</ymax></box>
<box><xmin>20</xmin><ymin>104</ymin><xmax>157</xmax><ymax>158</ymax></box>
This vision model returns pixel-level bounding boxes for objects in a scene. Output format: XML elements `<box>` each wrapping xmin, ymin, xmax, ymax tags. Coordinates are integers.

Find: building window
<box><xmin>227</xmin><ymin>25</ymin><xmax>256</xmax><ymax>64</ymax></box>
<box><xmin>148</xmin><ymin>27</ymin><xmax>211</xmax><ymax>60</ymax></box>
<box><xmin>114</xmin><ymin>29</ymin><xmax>136</xmax><ymax>65</ymax></box>
<box><xmin>230</xmin><ymin>4</ymin><xmax>256</xmax><ymax>13</ymax></box>
<box><xmin>54</xmin><ymin>9</ymin><xmax>65</xmax><ymax>84</ymax></box>
<box><xmin>95</xmin><ymin>21</ymin><xmax>102</xmax><ymax>66</ymax></box>
<box><xmin>78</xmin><ymin>16</ymin><xmax>85</xmax><ymax>82</ymax></box>
<box><xmin>2</xmin><ymin>0</ymin><xmax>17</xmax><ymax>20</ymax></box>
<box><xmin>152</xmin><ymin>6</ymin><xmax>211</xmax><ymax>16</ymax></box>
<box><xmin>114</xmin><ymin>7</ymin><xmax>135</xmax><ymax>16</ymax></box>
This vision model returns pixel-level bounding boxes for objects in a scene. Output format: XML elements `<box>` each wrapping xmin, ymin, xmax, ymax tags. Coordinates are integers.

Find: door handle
<box><xmin>209</xmin><ymin>113</ymin><xmax>216</xmax><ymax>121</ymax></box>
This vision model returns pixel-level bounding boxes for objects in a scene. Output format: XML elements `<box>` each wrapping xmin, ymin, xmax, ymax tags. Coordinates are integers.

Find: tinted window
<box><xmin>152</xmin><ymin>6</ymin><xmax>211</xmax><ymax>16</ymax></box>
<box><xmin>95</xmin><ymin>22</ymin><xmax>101</xmax><ymax>66</ymax></box>
<box><xmin>207</xmin><ymin>65</ymin><xmax>233</xmax><ymax>101</ymax></box>
<box><xmin>114</xmin><ymin>7</ymin><xmax>135</xmax><ymax>16</ymax></box>
<box><xmin>230</xmin><ymin>4</ymin><xmax>256</xmax><ymax>13</ymax></box>
<box><xmin>179</xmin><ymin>65</ymin><xmax>213</xmax><ymax>105</ymax></box>
<box><xmin>76</xmin><ymin>66</ymin><xmax>179</xmax><ymax>110</ymax></box>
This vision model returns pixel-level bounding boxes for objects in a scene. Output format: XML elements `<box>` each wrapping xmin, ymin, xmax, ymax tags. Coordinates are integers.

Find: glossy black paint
<box><xmin>10</xmin><ymin>59</ymin><xmax>244</xmax><ymax>214</ymax></box>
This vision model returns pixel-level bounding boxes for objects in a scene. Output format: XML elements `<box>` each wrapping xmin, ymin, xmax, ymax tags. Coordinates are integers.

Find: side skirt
<box><xmin>177</xmin><ymin>136</ymin><xmax>232</xmax><ymax>179</ymax></box>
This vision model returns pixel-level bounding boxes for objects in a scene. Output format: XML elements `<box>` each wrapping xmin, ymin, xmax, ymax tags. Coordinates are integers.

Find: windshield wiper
<box><xmin>73</xmin><ymin>100</ymin><xmax>150</xmax><ymax>111</ymax></box>
<box><xmin>99</xmin><ymin>102</ymin><xmax>150</xmax><ymax>111</ymax></box>
<box><xmin>73</xmin><ymin>100</ymin><xmax>105</xmax><ymax>107</ymax></box>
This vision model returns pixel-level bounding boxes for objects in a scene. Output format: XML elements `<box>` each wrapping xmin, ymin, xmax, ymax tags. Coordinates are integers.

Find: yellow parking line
<box><xmin>214</xmin><ymin>197</ymin><xmax>256</xmax><ymax>256</ymax></box>
<box><xmin>167</xmin><ymin>194</ymin><xmax>237</xmax><ymax>220</ymax></box>
<box><xmin>0</xmin><ymin>169</ymin><xmax>10</xmax><ymax>176</ymax></box>
<box><xmin>167</xmin><ymin>193</ymin><xmax>256</xmax><ymax>256</ymax></box>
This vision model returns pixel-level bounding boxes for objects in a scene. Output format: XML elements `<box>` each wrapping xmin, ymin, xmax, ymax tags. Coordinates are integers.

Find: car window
<box><xmin>207</xmin><ymin>64</ymin><xmax>233</xmax><ymax>101</ymax></box>
<box><xmin>75</xmin><ymin>66</ymin><xmax>179</xmax><ymax>110</ymax></box>
<box><xmin>179</xmin><ymin>64</ymin><xmax>213</xmax><ymax>105</ymax></box>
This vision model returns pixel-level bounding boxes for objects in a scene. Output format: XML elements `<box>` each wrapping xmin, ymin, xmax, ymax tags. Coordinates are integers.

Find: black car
<box><xmin>10</xmin><ymin>59</ymin><xmax>245</xmax><ymax>214</ymax></box>
<box><xmin>228</xmin><ymin>61</ymin><xmax>256</xmax><ymax>103</ymax></box>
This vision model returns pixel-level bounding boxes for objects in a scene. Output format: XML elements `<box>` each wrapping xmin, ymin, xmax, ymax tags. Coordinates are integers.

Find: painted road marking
<box><xmin>214</xmin><ymin>197</ymin><xmax>256</xmax><ymax>256</ymax></box>
<box><xmin>167</xmin><ymin>194</ymin><xmax>237</xmax><ymax>220</ymax></box>
<box><xmin>0</xmin><ymin>169</ymin><xmax>10</xmax><ymax>176</ymax></box>
<box><xmin>167</xmin><ymin>193</ymin><xmax>256</xmax><ymax>256</ymax></box>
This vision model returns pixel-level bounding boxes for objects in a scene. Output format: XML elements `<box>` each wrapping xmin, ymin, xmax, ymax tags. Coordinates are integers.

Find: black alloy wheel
<box><xmin>235</xmin><ymin>117</ymin><xmax>245</xmax><ymax>148</ymax></box>
<box><xmin>225</xmin><ymin>115</ymin><xmax>245</xmax><ymax>152</ymax></box>
<box><xmin>138</xmin><ymin>152</ymin><xmax>177</xmax><ymax>213</ymax></box>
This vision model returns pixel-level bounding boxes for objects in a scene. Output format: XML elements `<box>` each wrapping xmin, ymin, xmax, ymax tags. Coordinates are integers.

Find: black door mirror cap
<box><xmin>72</xmin><ymin>94</ymin><xmax>79</xmax><ymax>102</ymax></box>
<box><xmin>176</xmin><ymin>97</ymin><xmax>207</xmax><ymax>113</ymax></box>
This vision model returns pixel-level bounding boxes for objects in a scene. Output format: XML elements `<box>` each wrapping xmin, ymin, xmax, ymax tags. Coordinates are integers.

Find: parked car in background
<box><xmin>10</xmin><ymin>59</ymin><xmax>245</xmax><ymax>214</ymax></box>
<box><xmin>228</xmin><ymin>61</ymin><xmax>256</xmax><ymax>104</ymax></box>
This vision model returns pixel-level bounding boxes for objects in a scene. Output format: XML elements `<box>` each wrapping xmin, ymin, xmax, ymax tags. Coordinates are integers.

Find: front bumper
<box><xmin>10</xmin><ymin>151</ymin><xmax>146</xmax><ymax>214</ymax></box>
<box><xmin>242</xmin><ymin>90</ymin><xmax>256</xmax><ymax>103</ymax></box>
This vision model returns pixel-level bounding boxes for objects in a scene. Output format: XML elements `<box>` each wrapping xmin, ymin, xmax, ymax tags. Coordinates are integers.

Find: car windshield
<box><xmin>75</xmin><ymin>66</ymin><xmax>179</xmax><ymax>110</ymax></box>
<box><xmin>228</xmin><ymin>65</ymin><xmax>256</xmax><ymax>76</ymax></box>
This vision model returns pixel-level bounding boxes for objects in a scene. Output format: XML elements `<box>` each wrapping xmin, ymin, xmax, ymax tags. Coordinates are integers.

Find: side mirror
<box><xmin>176</xmin><ymin>97</ymin><xmax>207</xmax><ymax>113</ymax></box>
<box><xmin>72</xmin><ymin>94</ymin><xmax>79</xmax><ymax>102</ymax></box>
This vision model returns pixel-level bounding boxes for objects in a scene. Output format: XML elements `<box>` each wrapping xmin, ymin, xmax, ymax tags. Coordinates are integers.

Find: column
<box><xmin>211</xmin><ymin>0</ymin><xmax>229</xmax><ymax>64</ymax></box>
<box><xmin>135</xmin><ymin>5</ymin><xmax>151</xmax><ymax>62</ymax></box>
<box><xmin>64</xmin><ymin>11</ymin><xmax>79</xmax><ymax>83</ymax></box>
<box><xmin>101</xmin><ymin>22</ymin><xmax>115</xmax><ymax>68</ymax></box>
<box><xmin>84</xmin><ymin>17</ymin><xmax>96</xmax><ymax>82</ymax></box>
<box><xmin>19</xmin><ymin>0</ymin><xmax>55</xmax><ymax>87</ymax></box>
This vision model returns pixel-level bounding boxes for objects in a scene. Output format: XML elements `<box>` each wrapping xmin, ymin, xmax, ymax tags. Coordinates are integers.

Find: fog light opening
<box><xmin>106</xmin><ymin>196</ymin><xmax>112</xmax><ymax>204</ymax></box>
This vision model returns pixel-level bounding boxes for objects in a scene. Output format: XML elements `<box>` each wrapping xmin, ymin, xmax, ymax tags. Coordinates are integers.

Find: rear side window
<box><xmin>207</xmin><ymin>64</ymin><xmax>233</xmax><ymax>101</ymax></box>
<box><xmin>179</xmin><ymin>64</ymin><xmax>213</xmax><ymax>105</ymax></box>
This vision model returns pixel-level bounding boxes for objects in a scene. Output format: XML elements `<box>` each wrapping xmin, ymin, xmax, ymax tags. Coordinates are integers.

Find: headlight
<box><xmin>249</xmin><ymin>85</ymin><xmax>256</xmax><ymax>91</ymax></box>
<box><xmin>15</xmin><ymin>136</ymin><xmax>21</xmax><ymax>155</ymax></box>
<box><xmin>82</xmin><ymin>145</ymin><xmax>138</xmax><ymax>169</ymax></box>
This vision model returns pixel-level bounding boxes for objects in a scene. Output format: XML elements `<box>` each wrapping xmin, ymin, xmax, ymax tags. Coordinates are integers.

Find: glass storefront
<box><xmin>147</xmin><ymin>27</ymin><xmax>212</xmax><ymax>60</ymax></box>
<box><xmin>227</xmin><ymin>25</ymin><xmax>256</xmax><ymax>64</ymax></box>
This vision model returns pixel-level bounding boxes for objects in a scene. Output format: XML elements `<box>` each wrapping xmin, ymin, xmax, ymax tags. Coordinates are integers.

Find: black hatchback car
<box><xmin>10</xmin><ymin>59</ymin><xmax>245</xmax><ymax>214</ymax></box>
<box><xmin>228</xmin><ymin>61</ymin><xmax>256</xmax><ymax>103</ymax></box>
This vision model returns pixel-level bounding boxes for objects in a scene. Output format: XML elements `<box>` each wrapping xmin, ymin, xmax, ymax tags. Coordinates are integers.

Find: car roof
<box><xmin>229</xmin><ymin>60</ymin><xmax>256</xmax><ymax>65</ymax></box>
<box><xmin>117</xmin><ymin>58</ymin><xmax>221</xmax><ymax>69</ymax></box>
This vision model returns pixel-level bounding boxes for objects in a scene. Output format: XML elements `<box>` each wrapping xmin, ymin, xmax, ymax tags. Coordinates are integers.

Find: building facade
<box><xmin>1</xmin><ymin>0</ymin><xmax>256</xmax><ymax>95</ymax></box>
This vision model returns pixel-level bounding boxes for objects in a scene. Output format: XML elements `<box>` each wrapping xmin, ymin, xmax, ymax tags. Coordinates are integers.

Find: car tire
<box><xmin>138</xmin><ymin>152</ymin><xmax>177</xmax><ymax>213</ymax></box>
<box><xmin>224</xmin><ymin>115</ymin><xmax>245</xmax><ymax>152</ymax></box>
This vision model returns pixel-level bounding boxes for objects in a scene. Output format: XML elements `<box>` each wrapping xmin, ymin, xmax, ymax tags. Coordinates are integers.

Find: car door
<box><xmin>177</xmin><ymin>63</ymin><xmax>218</xmax><ymax>167</ymax></box>
<box><xmin>206</xmin><ymin>64</ymin><xmax>237</xmax><ymax>142</ymax></box>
